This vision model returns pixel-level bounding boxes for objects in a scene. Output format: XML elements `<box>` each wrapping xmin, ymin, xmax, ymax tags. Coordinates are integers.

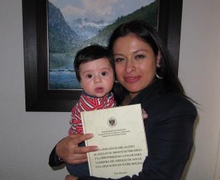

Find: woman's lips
<box><xmin>124</xmin><ymin>76</ymin><xmax>140</xmax><ymax>83</ymax></box>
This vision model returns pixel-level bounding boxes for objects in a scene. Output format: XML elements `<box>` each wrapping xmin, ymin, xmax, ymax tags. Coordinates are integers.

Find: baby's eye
<box><xmin>86</xmin><ymin>74</ymin><xmax>93</xmax><ymax>79</ymax></box>
<box><xmin>101</xmin><ymin>71</ymin><xmax>108</xmax><ymax>76</ymax></box>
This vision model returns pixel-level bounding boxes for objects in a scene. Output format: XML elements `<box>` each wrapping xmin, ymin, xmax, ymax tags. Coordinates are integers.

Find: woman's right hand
<box><xmin>55</xmin><ymin>133</ymin><xmax>98</xmax><ymax>164</ymax></box>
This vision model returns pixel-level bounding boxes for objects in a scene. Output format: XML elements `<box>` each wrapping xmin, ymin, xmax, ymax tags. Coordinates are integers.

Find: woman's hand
<box><xmin>142</xmin><ymin>109</ymin><xmax>148</xmax><ymax>120</ymax></box>
<box><xmin>56</xmin><ymin>133</ymin><xmax>98</xmax><ymax>164</ymax></box>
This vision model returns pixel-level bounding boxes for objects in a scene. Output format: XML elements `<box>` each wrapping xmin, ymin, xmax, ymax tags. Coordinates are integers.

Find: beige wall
<box><xmin>179</xmin><ymin>0</ymin><xmax>220</xmax><ymax>179</ymax></box>
<box><xmin>0</xmin><ymin>0</ymin><xmax>220</xmax><ymax>179</ymax></box>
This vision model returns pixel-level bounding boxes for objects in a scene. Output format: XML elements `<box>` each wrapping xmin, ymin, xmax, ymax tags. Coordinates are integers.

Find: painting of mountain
<box><xmin>48</xmin><ymin>0</ymin><xmax>158</xmax><ymax>90</ymax></box>
<box><xmin>48</xmin><ymin>2</ymin><xmax>81</xmax><ymax>53</ymax></box>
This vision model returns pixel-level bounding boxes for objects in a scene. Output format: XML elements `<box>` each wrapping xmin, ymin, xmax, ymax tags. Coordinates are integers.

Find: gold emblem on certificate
<box><xmin>107</xmin><ymin>117</ymin><xmax>117</xmax><ymax>127</ymax></box>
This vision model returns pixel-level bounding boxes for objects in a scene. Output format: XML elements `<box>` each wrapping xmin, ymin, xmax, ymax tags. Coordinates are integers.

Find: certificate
<box><xmin>81</xmin><ymin>104</ymin><xmax>147</xmax><ymax>178</ymax></box>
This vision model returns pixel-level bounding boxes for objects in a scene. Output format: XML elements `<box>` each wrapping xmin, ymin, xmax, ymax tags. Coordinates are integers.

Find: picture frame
<box><xmin>22</xmin><ymin>0</ymin><xmax>182</xmax><ymax>112</ymax></box>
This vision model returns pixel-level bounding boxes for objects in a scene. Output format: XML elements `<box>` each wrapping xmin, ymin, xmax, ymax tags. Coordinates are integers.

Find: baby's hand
<box><xmin>142</xmin><ymin>109</ymin><xmax>148</xmax><ymax>120</ymax></box>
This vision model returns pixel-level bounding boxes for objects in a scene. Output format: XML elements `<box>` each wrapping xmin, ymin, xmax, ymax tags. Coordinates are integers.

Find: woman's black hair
<box><xmin>108</xmin><ymin>20</ymin><xmax>185</xmax><ymax>104</ymax></box>
<box><xmin>74</xmin><ymin>44</ymin><xmax>115</xmax><ymax>82</ymax></box>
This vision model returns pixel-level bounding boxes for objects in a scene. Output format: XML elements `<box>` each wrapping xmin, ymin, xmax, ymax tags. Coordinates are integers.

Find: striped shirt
<box><xmin>68</xmin><ymin>92</ymin><xmax>116</xmax><ymax>135</ymax></box>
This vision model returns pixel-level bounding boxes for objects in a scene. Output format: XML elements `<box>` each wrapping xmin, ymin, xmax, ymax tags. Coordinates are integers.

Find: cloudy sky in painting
<box><xmin>49</xmin><ymin>0</ymin><xmax>156</xmax><ymax>22</ymax></box>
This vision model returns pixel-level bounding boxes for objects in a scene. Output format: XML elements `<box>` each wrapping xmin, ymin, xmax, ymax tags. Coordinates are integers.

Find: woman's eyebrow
<box><xmin>133</xmin><ymin>49</ymin><xmax>149</xmax><ymax>53</ymax></box>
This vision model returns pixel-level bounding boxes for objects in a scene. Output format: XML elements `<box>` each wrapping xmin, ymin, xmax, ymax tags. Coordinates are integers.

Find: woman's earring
<box><xmin>155</xmin><ymin>67</ymin><xmax>163</xmax><ymax>79</ymax></box>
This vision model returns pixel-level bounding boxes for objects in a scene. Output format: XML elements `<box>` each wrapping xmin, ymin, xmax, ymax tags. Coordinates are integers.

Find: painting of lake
<box><xmin>48</xmin><ymin>0</ymin><xmax>158</xmax><ymax>90</ymax></box>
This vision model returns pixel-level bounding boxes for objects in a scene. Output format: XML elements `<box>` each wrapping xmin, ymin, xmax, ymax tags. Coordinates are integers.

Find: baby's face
<box><xmin>79</xmin><ymin>58</ymin><xmax>114</xmax><ymax>97</ymax></box>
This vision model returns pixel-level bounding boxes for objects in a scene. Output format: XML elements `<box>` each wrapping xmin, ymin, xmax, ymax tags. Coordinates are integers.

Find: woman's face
<box><xmin>113</xmin><ymin>33</ymin><xmax>161</xmax><ymax>99</ymax></box>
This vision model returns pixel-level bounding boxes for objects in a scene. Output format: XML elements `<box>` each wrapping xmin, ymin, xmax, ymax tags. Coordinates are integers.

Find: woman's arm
<box><xmin>49</xmin><ymin>134</ymin><xmax>98</xmax><ymax>167</ymax></box>
<box><xmin>49</xmin><ymin>145</ymin><xmax>64</xmax><ymax>167</ymax></box>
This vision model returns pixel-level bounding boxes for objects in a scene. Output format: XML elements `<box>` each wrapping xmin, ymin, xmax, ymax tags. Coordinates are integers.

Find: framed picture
<box><xmin>22</xmin><ymin>0</ymin><xmax>182</xmax><ymax>112</ymax></box>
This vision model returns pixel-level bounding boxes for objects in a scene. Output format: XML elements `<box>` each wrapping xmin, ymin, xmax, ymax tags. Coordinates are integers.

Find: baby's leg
<box><xmin>65</xmin><ymin>175</ymin><xmax>76</xmax><ymax>180</ymax></box>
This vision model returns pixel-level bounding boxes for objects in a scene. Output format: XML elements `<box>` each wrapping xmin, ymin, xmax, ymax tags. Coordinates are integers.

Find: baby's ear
<box><xmin>79</xmin><ymin>82</ymin><xmax>83</xmax><ymax>89</ymax></box>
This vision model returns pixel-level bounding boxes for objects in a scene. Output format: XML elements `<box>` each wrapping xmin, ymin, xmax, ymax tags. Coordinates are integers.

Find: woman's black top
<box><xmin>49</xmin><ymin>79</ymin><xmax>197</xmax><ymax>180</ymax></box>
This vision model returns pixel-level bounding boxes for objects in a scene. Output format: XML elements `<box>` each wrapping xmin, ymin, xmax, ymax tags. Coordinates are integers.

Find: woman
<box><xmin>49</xmin><ymin>20</ymin><xmax>197</xmax><ymax>180</ymax></box>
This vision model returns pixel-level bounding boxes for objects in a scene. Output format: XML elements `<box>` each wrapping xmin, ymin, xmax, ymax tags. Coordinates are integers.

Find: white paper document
<box><xmin>81</xmin><ymin>104</ymin><xmax>148</xmax><ymax>178</ymax></box>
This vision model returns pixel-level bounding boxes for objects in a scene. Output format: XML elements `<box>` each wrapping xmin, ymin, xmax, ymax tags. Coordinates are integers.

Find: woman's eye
<box><xmin>115</xmin><ymin>57</ymin><xmax>124</xmax><ymax>63</ymax></box>
<box><xmin>135</xmin><ymin>54</ymin><xmax>145</xmax><ymax>59</ymax></box>
<box><xmin>86</xmin><ymin>74</ymin><xmax>93</xmax><ymax>79</ymax></box>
